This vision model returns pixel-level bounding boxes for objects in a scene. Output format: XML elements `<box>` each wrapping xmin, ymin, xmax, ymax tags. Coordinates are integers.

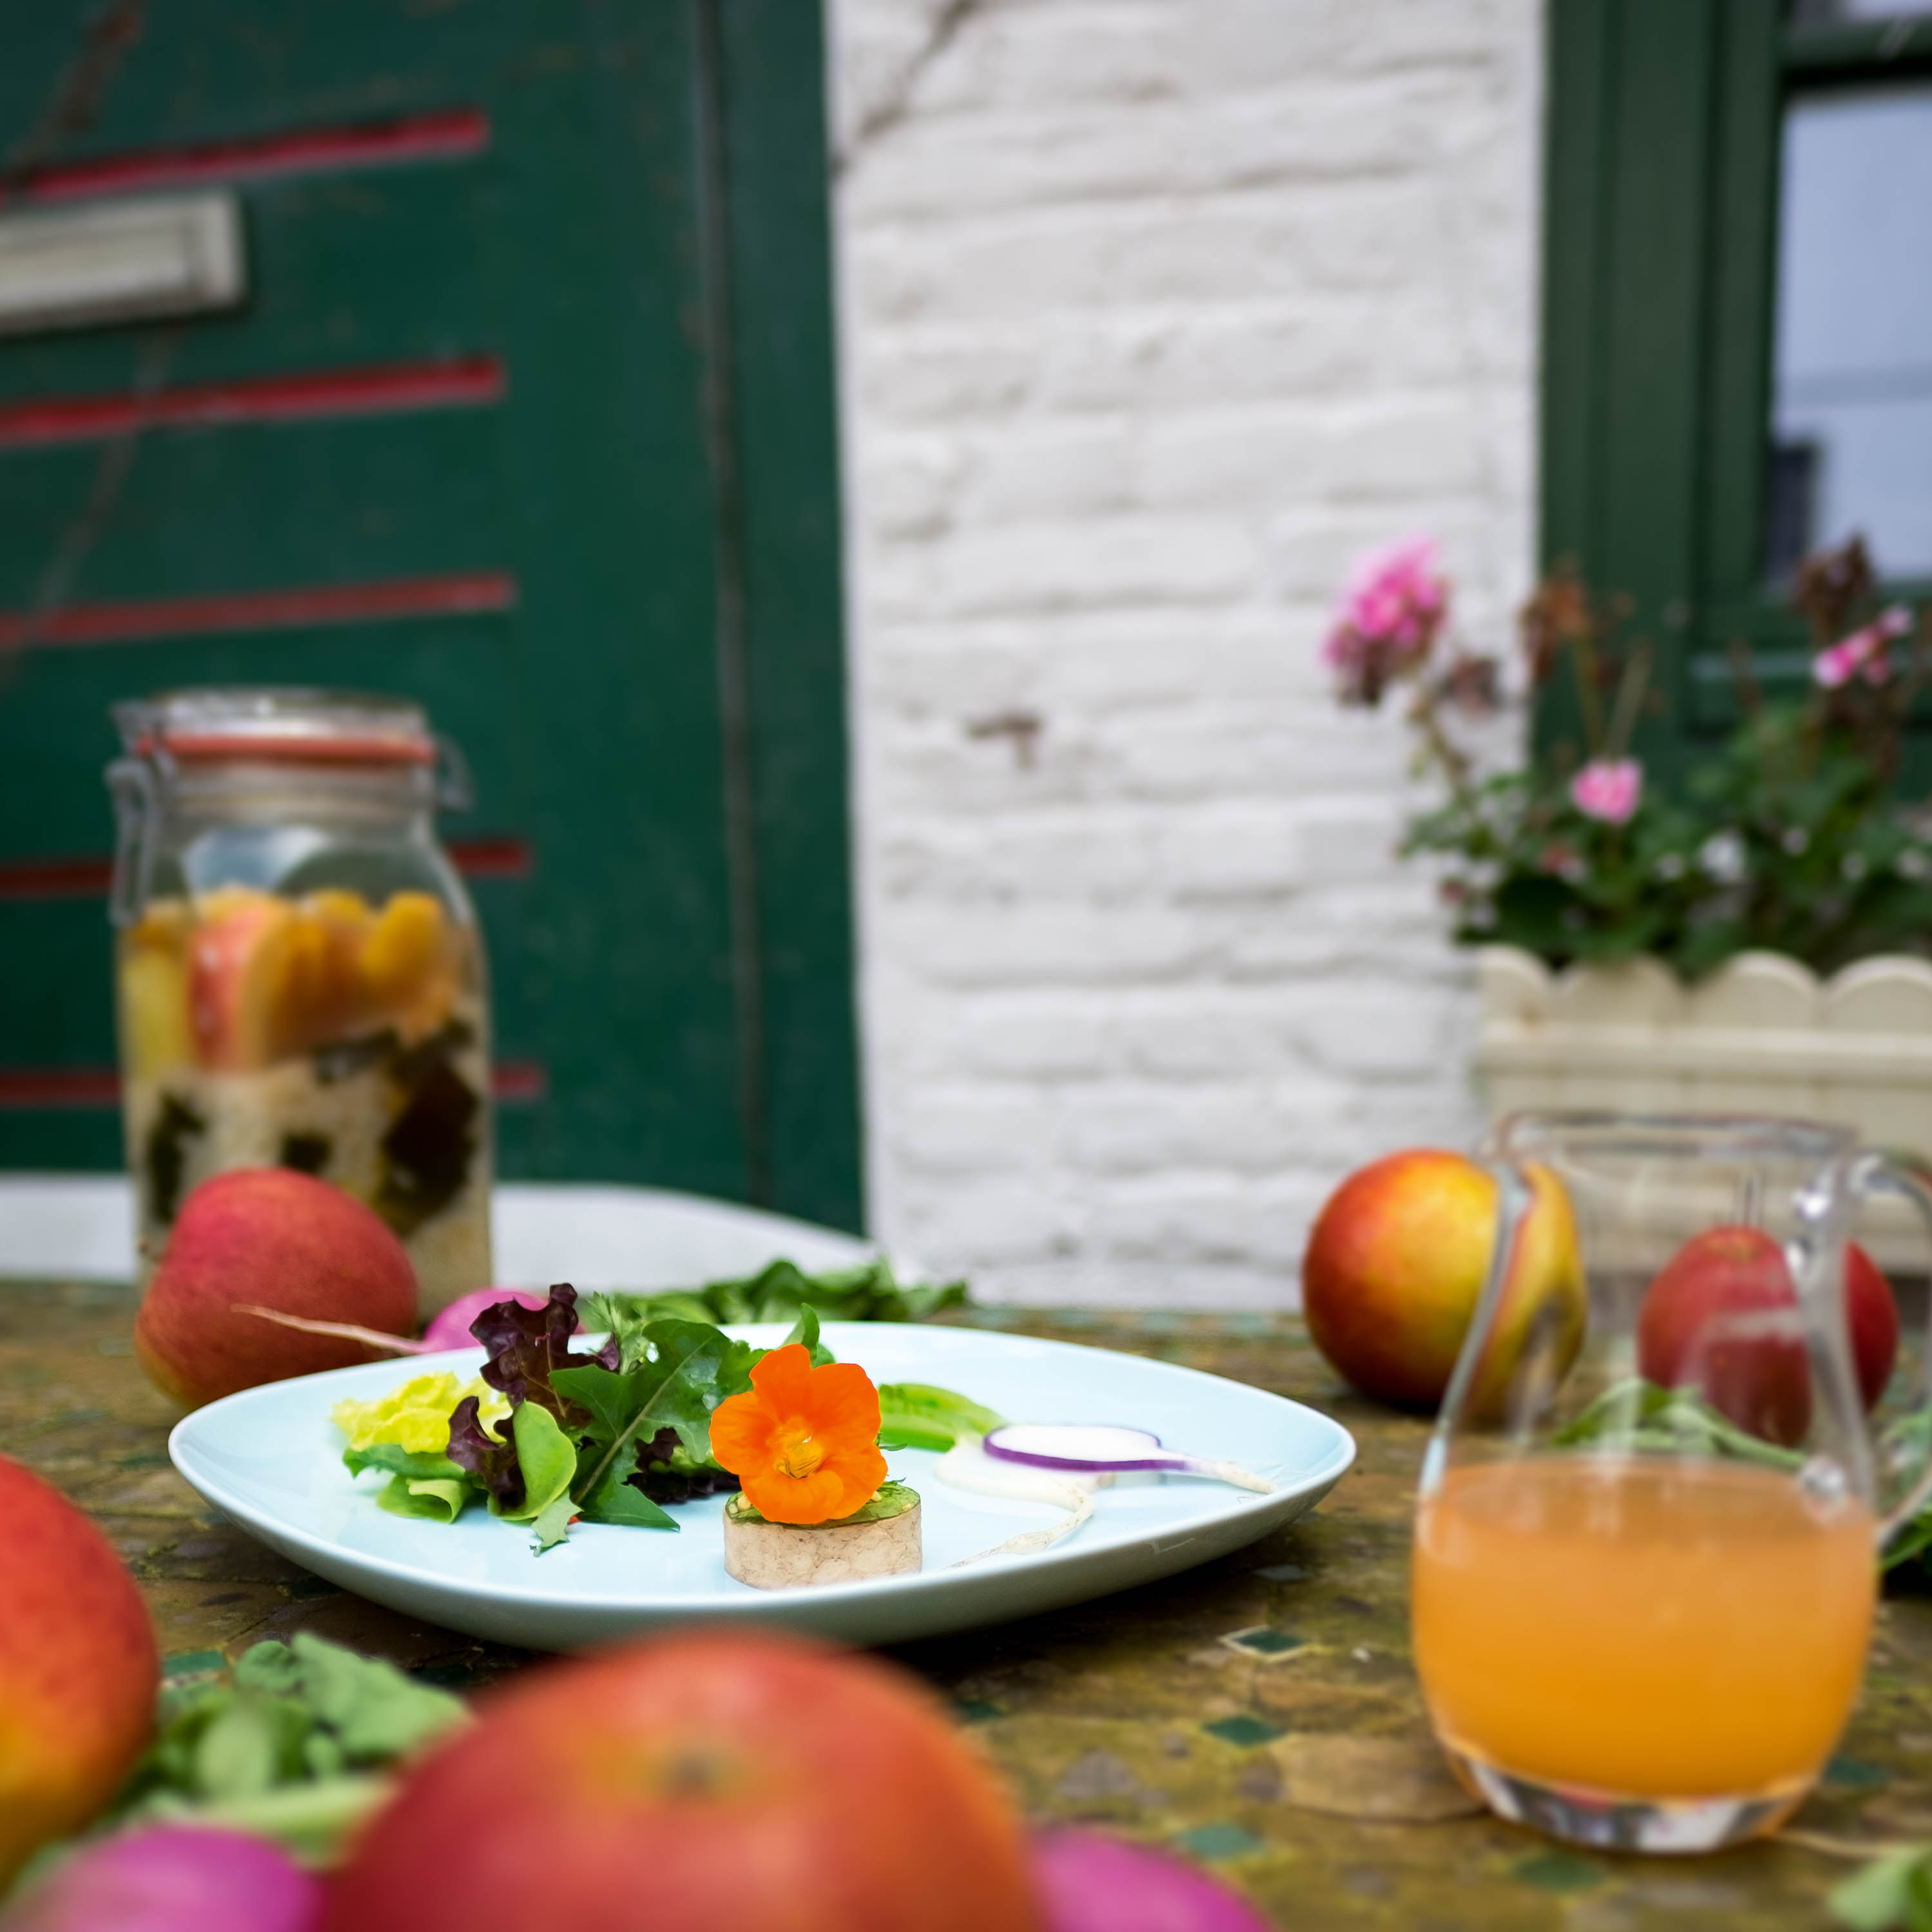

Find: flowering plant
<box><xmin>1329</xmin><ymin>535</ymin><xmax>1932</xmax><ymax>978</ymax></box>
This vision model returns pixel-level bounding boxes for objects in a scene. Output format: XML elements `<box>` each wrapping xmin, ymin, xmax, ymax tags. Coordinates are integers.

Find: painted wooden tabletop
<box><xmin>6</xmin><ymin>1279</ymin><xmax>1927</xmax><ymax>1929</ymax></box>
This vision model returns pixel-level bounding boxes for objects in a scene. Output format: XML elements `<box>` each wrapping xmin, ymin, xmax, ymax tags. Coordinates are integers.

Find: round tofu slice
<box><xmin>723</xmin><ymin>1482</ymin><xmax>922</xmax><ymax>1589</ymax></box>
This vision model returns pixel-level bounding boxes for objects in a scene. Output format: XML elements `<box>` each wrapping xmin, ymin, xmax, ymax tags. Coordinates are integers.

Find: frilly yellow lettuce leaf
<box><xmin>330</xmin><ymin>1372</ymin><xmax>508</xmax><ymax>1455</ymax></box>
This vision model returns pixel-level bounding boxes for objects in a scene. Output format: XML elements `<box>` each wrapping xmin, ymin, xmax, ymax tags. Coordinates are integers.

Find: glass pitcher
<box><xmin>1412</xmin><ymin>1112</ymin><xmax>1932</xmax><ymax>1853</ymax></box>
<box><xmin>106</xmin><ymin>687</ymin><xmax>494</xmax><ymax>1316</ymax></box>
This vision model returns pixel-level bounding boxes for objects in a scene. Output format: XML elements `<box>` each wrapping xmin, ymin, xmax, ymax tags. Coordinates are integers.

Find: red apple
<box><xmin>1302</xmin><ymin>1150</ymin><xmax>1586</xmax><ymax>1412</ymax></box>
<box><xmin>1636</xmin><ymin>1226</ymin><xmax>1809</xmax><ymax>1446</ymax></box>
<box><xmin>135</xmin><ymin>1168</ymin><xmax>418</xmax><ymax>1408</ymax></box>
<box><xmin>0</xmin><ymin>1455</ymin><xmax>159</xmax><ymax>1889</ymax></box>
<box><xmin>1846</xmin><ymin>1240</ymin><xmax>1900</xmax><ymax>1409</ymax></box>
<box><xmin>1637</xmin><ymin>1227</ymin><xmax>1901</xmax><ymax>1444</ymax></box>
<box><xmin>325</xmin><ymin>1632</ymin><xmax>1046</xmax><ymax>1932</ymax></box>
<box><xmin>187</xmin><ymin>892</ymin><xmax>296</xmax><ymax>1071</ymax></box>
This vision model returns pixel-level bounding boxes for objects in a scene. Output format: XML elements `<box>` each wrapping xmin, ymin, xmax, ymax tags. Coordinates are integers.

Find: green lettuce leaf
<box><xmin>575</xmin><ymin>1454</ymin><xmax>679</xmax><ymax>1530</ymax></box>
<box><xmin>375</xmin><ymin>1475</ymin><xmax>474</xmax><ymax>1523</ymax></box>
<box><xmin>493</xmin><ymin>1401</ymin><xmax>578</xmax><ymax>1538</ymax></box>
<box><xmin>559</xmin><ymin>1318</ymin><xmax>754</xmax><ymax>1514</ymax></box>
<box><xmin>588</xmin><ymin>1257</ymin><xmax>967</xmax><ymax>1332</ymax></box>
<box><xmin>876</xmin><ymin>1381</ymin><xmax>1007</xmax><ymax>1452</ymax></box>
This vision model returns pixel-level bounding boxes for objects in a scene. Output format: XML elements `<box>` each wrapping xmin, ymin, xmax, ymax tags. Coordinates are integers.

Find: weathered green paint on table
<box><xmin>6</xmin><ymin>1281</ymin><xmax>1929</xmax><ymax>1929</ymax></box>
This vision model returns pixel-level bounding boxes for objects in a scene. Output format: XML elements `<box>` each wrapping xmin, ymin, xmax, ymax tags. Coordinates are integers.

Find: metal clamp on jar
<box><xmin>106</xmin><ymin>688</ymin><xmax>493</xmax><ymax>1315</ymax></box>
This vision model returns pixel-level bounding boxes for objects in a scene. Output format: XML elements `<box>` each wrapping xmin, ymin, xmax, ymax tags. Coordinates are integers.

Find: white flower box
<box><xmin>1475</xmin><ymin>945</ymin><xmax>1932</xmax><ymax>1266</ymax></box>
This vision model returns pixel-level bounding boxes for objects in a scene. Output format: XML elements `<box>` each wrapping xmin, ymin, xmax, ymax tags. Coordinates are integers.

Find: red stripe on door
<box><xmin>0</xmin><ymin>358</ymin><xmax>505</xmax><ymax>450</ymax></box>
<box><xmin>11</xmin><ymin>108</ymin><xmax>489</xmax><ymax>205</ymax></box>
<box><xmin>0</xmin><ymin>1070</ymin><xmax>122</xmax><ymax>1106</ymax></box>
<box><xmin>0</xmin><ymin>573</ymin><xmax>516</xmax><ymax>651</ymax></box>
<box><xmin>0</xmin><ymin>1063</ymin><xmax>547</xmax><ymax>1109</ymax></box>
<box><xmin>0</xmin><ymin>838</ymin><xmax>532</xmax><ymax>903</ymax></box>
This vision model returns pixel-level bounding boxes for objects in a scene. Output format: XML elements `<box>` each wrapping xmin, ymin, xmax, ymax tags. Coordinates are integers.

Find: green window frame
<box><xmin>1541</xmin><ymin>0</ymin><xmax>1932</xmax><ymax>779</ymax></box>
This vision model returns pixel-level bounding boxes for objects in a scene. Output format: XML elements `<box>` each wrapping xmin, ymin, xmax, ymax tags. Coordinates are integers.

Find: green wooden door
<box><xmin>0</xmin><ymin>1</ymin><xmax>862</xmax><ymax>1231</ymax></box>
<box><xmin>1540</xmin><ymin>0</ymin><xmax>1932</xmax><ymax>784</ymax></box>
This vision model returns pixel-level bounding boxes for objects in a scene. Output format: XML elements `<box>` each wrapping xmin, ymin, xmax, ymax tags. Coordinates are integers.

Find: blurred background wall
<box><xmin>833</xmin><ymin>0</ymin><xmax>1544</xmax><ymax>1305</ymax></box>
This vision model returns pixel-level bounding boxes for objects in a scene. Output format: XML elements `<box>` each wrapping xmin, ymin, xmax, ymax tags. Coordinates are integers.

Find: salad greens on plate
<box><xmin>333</xmin><ymin>1285</ymin><xmax>1001</xmax><ymax>1553</ymax></box>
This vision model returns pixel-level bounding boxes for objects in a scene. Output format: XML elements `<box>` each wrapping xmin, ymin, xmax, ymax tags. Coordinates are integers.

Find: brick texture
<box><xmin>832</xmin><ymin>0</ymin><xmax>1541</xmax><ymax>1305</ymax></box>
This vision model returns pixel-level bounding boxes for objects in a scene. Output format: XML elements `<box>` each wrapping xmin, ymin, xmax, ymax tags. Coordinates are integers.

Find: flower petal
<box><xmin>822</xmin><ymin>1442</ymin><xmax>889</xmax><ymax>1511</ymax></box>
<box><xmin>803</xmin><ymin>1361</ymin><xmax>884</xmax><ymax>1442</ymax></box>
<box><xmin>747</xmin><ymin>1342</ymin><xmax>817</xmax><ymax>1413</ymax></box>
<box><xmin>742</xmin><ymin>1464</ymin><xmax>851</xmax><ymax>1526</ymax></box>
<box><xmin>707</xmin><ymin>1387</ymin><xmax>778</xmax><ymax>1476</ymax></box>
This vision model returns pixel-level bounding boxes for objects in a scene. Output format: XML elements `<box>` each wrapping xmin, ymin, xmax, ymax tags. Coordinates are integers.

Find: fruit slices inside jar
<box><xmin>118</xmin><ymin>885</ymin><xmax>491</xmax><ymax>1310</ymax></box>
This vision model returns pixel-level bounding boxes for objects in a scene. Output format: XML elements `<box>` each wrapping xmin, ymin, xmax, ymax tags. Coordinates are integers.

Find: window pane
<box><xmin>1766</xmin><ymin>82</ymin><xmax>1932</xmax><ymax>580</ymax></box>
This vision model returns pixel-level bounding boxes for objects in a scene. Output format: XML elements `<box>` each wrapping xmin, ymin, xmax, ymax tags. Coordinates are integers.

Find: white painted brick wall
<box><xmin>831</xmin><ymin>0</ymin><xmax>1543</xmax><ymax>1306</ymax></box>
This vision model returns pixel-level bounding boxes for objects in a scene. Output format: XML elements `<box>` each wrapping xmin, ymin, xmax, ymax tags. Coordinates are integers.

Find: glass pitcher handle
<box><xmin>1419</xmin><ymin>1159</ymin><xmax>1535</xmax><ymax>1499</ymax></box>
<box><xmin>1855</xmin><ymin>1151</ymin><xmax>1932</xmax><ymax>1548</ymax></box>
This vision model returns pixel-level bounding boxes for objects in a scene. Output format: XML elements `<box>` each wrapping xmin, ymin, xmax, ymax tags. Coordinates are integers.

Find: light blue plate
<box><xmin>169</xmin><ymin>1322</ymin><xmax>1355</xmax><ymax>1651</ymax></box>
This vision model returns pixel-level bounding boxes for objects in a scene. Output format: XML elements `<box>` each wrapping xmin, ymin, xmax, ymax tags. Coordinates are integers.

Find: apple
<box><xmin>135</xmin><ymin>1168</ymin><xmax>418</xmax><ymax>1408</ymax></box>
<box><xmin>1302</xmin><ymin>1149</ymin><xmax>1585</xmax><ymax>1411</ymax></box>
<box><xmin>1636</xmin><ymin>1226</ymin><xmax>1900</xmax><ymax>1445</ymax></box>
<box><xmin>0</xmin><ymin>1455</ymin><xmax>159</xmax><ymax>1890</ymax></box>
<box><xmin>325</xmin><ymin>1632</ymin><xmax>1046</xmax><ymax>1932</ymax></box>
<box><xmin>186</xmin><ymin>890</ymin><xmax>296</xmax><ymax>1071</ymax></box>
<box><xmin>1846</xmin><ymin>1239</ymin><xmax>1900</xmax><ymax>1409</ymax></box>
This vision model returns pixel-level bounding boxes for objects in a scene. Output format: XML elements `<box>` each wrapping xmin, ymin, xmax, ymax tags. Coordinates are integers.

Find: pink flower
<box><xmin>1323</xmin><ymin>535</ymin><xmax>1450</xmax><ymax>703</ymax></box>
<box><xmin>1814</xmin><ymin>605</ymin><xmax>1912</xmax><ymax>689</ymax></box>
<box><xmin>1570</xmin><ymin>757</ymin><xmax>1642</xmax><ymax>826</ymax></box>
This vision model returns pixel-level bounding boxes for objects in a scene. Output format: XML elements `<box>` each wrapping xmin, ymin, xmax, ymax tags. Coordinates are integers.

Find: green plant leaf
<box><xmin>1830</xmin><ymin>1845</ymin><xmax>1932</xmax><ymax>1932</ymax></box>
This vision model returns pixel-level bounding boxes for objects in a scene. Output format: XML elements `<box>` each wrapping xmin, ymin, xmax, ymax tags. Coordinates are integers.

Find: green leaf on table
<box><xmin>271</xmin><ymin>1634</ymin><xmax>466</xmax><ymax>1761</ymax></box>
<box><xmin>1553</xmin><ymin>1378</ymin><xmax>1803</xmax><ymax>1471</ymax></box>
<box><xmin>103</xmin><ymin>1634</ymin><xmax>467</xmax><ymax>1865</ymax></box>
<box><xmin>191</xmin><ymin>1690</ymin><xmax>308</xmax><ymax>1799</ymax></box>
<box><xmin>1830</xmin><ymin>1844</ymin><xmax>1932</xmax><ymax>1932</ymax></box>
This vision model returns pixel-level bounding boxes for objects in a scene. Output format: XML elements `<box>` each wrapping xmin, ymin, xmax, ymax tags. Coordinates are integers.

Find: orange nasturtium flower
<box><xmin>708</xmin><ymin>1344</ymin><xmax>888</xmax><ymax>1526</ymax></box>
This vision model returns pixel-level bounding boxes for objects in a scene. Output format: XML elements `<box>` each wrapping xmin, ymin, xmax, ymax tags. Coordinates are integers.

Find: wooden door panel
<box><xmin>0</xmin><ymin>413</ymin><xmax>507</xmax><ymax>607</ymax></box>
<box><xmin>0</xmin><ymin>1</ymin><xmax>860</xmax><ymax>1229</ymax></box>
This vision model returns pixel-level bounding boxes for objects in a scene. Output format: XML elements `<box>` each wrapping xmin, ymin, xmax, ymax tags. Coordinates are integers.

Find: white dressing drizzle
<box><xmin>936</xmin><ymin>1439</ymin><xmax>1112</xmax><ymax>1566</ymax></box>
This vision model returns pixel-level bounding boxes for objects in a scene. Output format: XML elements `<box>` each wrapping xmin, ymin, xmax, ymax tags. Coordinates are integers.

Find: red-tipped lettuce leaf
<box><xmin>446</xmin><ymin>1397</ymin><xmax>524</xmax><ymax>1510</ymax></box>
<box><xmin>471</xmin><ymin>1283</ymin><xmax>618</xmax><ymax>1425</ymax></box>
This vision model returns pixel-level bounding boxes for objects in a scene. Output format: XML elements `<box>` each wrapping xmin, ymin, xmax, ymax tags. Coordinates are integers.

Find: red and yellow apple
<box><xmin>136</xmin><ymin>1168</ymin><xmax>418</xmax><ymax>1408</ymax></box>
<box><xmin>185</xmin><ymin>887</ymin><xmax>298</xmax><ymax>1071</ymax></box>
<box><xmin>325</xmin><ymin>1632</ymin><xmax>1046</xmax><ymax>1932</ymax></box>
<box><xmin>1302</xmin><ymin>1149</ymin><xmax>1585</xmax><ymax>1410</ymax></box>
<box><xmin>1636</xmin><ymin>1226</ymin><xmax>1899</xmax><ymax>1446</ymax></box>
<box><xmin>0</xmin><ymin>1455</ymin><xmax>159</xmax><ymax>1889</ymax></box>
